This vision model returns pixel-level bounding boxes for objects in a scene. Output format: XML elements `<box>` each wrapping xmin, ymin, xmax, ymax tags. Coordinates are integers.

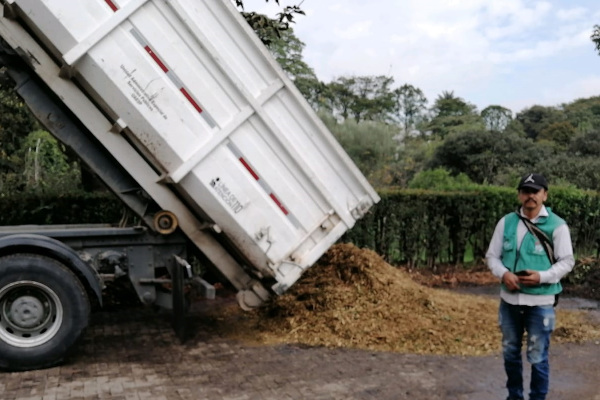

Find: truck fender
<box><xmin>0</xmin><ymin>234</ymin><xmax>103</xmax><ymax>307</ymax></box>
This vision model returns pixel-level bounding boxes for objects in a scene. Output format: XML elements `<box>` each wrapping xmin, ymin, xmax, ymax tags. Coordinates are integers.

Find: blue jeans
<box><xmin>499</xmin><ymin>300</ymin><xmax>555</xmax><ymax>400</ymax></box>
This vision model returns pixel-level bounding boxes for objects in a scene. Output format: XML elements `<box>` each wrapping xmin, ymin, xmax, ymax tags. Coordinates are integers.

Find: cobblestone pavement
<box><xmin>1</xmin><ymin>299</ymin><xmax>600</xmax><ymax>400</ymax></box>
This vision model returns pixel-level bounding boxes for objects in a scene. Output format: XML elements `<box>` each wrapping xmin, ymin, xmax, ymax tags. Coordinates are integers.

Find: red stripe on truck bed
<box><xmin>226</xmin><ymin>142</ymin><xmax>300</xmax><ymax>227</ymax></box>
<box><xmin>270</xmin><ymin>194</ymin><xmax>289</xmax><ymax>215</ymax></box>
<box><xmin>129</xmin><ymin>27</ymin><xmax>215</xmax><ymax>126</ymax></box>
<box><xmin>239</xmin><ymin>157</ymin><xmax>259</xmax><ymax>180</ymax></box>
<box><xmin>180</xmin><ymin>88</ymin><xmax>203</xmax><ymax>113</ymax></box>
<box><xmin>144</xmin><ymin>46</ymin><xmax>169</xmax><ymax>73</ymax></box>
<box><xmin>105</xmin><ymin>0</ymin><xmax>118</xmax><ymax>12</ymax></box>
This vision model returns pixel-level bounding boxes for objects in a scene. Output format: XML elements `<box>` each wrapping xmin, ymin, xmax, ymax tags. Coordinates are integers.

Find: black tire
<box><xmin>0</xmin><ymin>253</ymin><xmax>90</xmax><ymax>371</ymax></box>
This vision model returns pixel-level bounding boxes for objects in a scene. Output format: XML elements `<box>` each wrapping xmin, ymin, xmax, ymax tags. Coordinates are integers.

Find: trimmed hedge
<box><xmin>344</xmin><ymin>187</ymin><xmax>600</xmax><ymax>267</ymax></box>
<box><xmin>3</xmin><ymin>188</ymin><xmax>600</xmax><ymax>269</ymax></box>
<box><xmin>0</xmin><ymin>192</ymin><xmax>123</xmax><ymax>226</ymax></box>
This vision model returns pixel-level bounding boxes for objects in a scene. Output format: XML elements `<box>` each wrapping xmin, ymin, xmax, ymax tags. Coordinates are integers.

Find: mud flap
<box><xmin>172</xmin><ymin>257</ymin><xmax>188</xmax><ymax>342</ymax></box>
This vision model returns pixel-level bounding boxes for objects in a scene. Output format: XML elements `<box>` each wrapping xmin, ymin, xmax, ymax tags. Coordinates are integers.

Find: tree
<box><xmin>431</xmin><ymin>91</ymin><xmax>477</xmax><ymax>117</ymax></box>
<box><xmin>426</xmin><ymin>91</ymin><xmax>483</xmax><ymax>137</ymax></box>
<box><xmin>3</xmin><ymin>130</ymin><xmax>80</xmax><ymax>194</ymax></box>
<box><xmin>537</xmin><ymin>121</ymin><xmax>576</xmax><ymax>146</ymax></box>
<box><xmin>0</xmin><ymin>77</ymin><xmax>40</xmax><ymax>181</ymax></box>
<box><xmin>592</xmin><ymin>25</ymin><xmax>600</xmax><ymax>55</ymax></box>
<box><xmin>515</xmin><ymin>105</ymin><xmax>564</xmax><ymax>141</ymax></box>
<box><xmin>325</xmin><ymin>75</ymin><xmax>396</xmax><ymax>123</ymax></box>
<box><xmin>481</xmin><ymin>105</ymin><xmax>512</xmax><ymax>133</ymax></box>
<box><xmin>541</xmin><ymin>153</ymin><xmax>600</xmax><ymax>190</ymax></box>
<box><xmin>264</xmin><ymin>27</ymin><xmax>326</xmax><ymax>109</ymax></box>
<box><xmin>324</xmin><ymin>78</ymin><xmax>354</xmax><ymax>121</ymax></box>
<box><xmin>568</xmin><ymin>130</ymin><xmax>600</xmax><ymax>156</ymax></box>
<box><xmin>503</xmin><ymin>118</ymin><xmax>526</xmax><ymax>137</ymax></box>
<box><xmin>408</xmin><ymin>168</ymin><xmax>473</xmax><ymax>190</ymax></box>
<box><xmin>320</xmin><ymin>113</ymin><xmax>399</xmax><ymax>186</ymax></box>
<box><xmin>392</xmin><ymin>84</ymin><xmax>428</xmax><ymax>135</ymax></box>
<box><xmin>428</xmin><ymin>129</ymin><xmax>542</xmax><ymax>184</ymax></box>
<box><xmin>266</xmin><ymin>28</ymin><xmax>312</xmax><ymax>78</ymax></box>
<box><xmin>562</xmin><ymin>96</ymin><xmax>600</xmax><ymax>134</ymax></box>
<box><xmin>383</xmin><ymin>136</ymin><xmax>443</xmax><ymax>187</ymax></box>
<box><xmin>235</xmin><ymin>1</ymin><xmax>304</xmax><ymax>46</ymax></box>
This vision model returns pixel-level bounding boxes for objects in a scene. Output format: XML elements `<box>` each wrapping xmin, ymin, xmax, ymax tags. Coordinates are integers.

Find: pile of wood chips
<box><xmin>215</xmin><ymin>243</ymin><xmax>600</xmax><ymax>356</ymax></box>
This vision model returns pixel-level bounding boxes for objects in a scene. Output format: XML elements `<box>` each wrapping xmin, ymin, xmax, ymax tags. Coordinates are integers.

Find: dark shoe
<box><xmin>506</xmin><ymin>397</ymin><xmax>524</xmax><ymax>400</ymax></box>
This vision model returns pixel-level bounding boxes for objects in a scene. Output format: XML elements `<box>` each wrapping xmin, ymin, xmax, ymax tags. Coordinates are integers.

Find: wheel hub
<box><xmin>8</xmin><ymin>295</ymin><xmax>48</xmax><ymax>329</ymax></box>
<box><xmin>0</xmin><ymin>281</ymin><xmax>62</xmax><ymax>348</ymax></box>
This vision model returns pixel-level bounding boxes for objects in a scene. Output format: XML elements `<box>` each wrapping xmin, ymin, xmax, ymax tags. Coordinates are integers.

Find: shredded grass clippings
<box><xmin>205</xmin><ymin>243</ymin><xmax>600</xmax><ymax>356</ymax></box>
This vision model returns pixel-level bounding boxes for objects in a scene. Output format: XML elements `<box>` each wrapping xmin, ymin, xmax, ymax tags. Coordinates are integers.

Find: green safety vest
<box><xmin>500</xmin><ymin>209</ymin><xmax>564</xmax><ymax>295</ymax></box>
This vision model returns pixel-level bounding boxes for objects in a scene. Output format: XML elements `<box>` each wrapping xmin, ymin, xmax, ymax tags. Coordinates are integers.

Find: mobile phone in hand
<box><xmin>516</xmin><ymin>270</ymin><xmax>530</xmax><ymax>276</ymax></box>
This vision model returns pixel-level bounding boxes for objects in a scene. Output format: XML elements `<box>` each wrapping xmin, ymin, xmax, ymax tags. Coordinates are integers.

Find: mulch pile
<box><xmin>209</xmin><ymin>243</ymin><xmax>600</xmax><ymax>356</ymax></box>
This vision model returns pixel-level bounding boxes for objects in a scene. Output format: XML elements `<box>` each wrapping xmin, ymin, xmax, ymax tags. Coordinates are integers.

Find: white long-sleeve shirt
<box><xmin>485</xmin><ymin>205</ymin><xmax>575</xmax><ymax>306</ymax></box>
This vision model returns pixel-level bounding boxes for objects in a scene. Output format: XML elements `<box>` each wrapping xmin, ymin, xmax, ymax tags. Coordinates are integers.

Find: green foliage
<box><xmin>539</xmin><ymin>154</ymin><xmax>600</xmax><ymax>191</ymax></box>
<box><xmin>1</xmin><ymin>130</ymin><xmax>80</xmax><ymax>195</ymax></box>
<box><xmin>564</xmin><ymin>258</ymin><xmax>598</xmax><ymax>285</ymax></box>
<box><xmin>431</xmin><ymin>91</ymin><xmax>478</xmax><ymax>117</ymax></box>
<box><xmin>0</xmin><ymin>78</ymin><xmax>39</xmax><ymax>173</ymax></box>
<box><xmin>408</xmin><ymin>168</ymin><xmax>474</xmax><ymax>190</ymax></box>
<box><xmin>392</xmin><ymin>84</ymin><xmax>428</xmax><ymax>133</ymax></box>
<box><xmin>266</xmin><ymin>27</ymin><xmax>315</xmax><ymax>81</ymax></box>
<box><xmin>294</xmin><ymin>76</ymin><xmax>330</xmax><ymax>111</ymax></box>
<box><xmin>428</xmin><ymin>129</ymin><xmax>541</xmax><ymax>184</ymax></box>
<box><xmin>569</xmin><ymin>130</ymin><xmax>600</xmax><ymax>156</ymax></box>
<box><xmin>426</xmin><ymin>113</ymin><xmax>486</xmax><ymax>138</ymax></box>
<box><xmin>322</xmin><ymin>115</ymin><xmax>399</xmax><ymax>186</ymax></box>
<box><xmin>426</xmin><ymin>91</ymin><xmax>483</xmax><ymax>137</ymax></box>
<box><xmin>545</xmin><ymin>186</ymin><xmax>600</xmax><ymax>255</ymax></box>
<box><xmin>562</xmin><ymin>96</ymin><xmax>600</xmax><ymax>134</ymax></box>
<box><xmin>378</xmin><ymin>136</ymin><xmax>443</xmax><ymax>187</ymax></box>
<box><xmin>515</xmin><ymin>105</ymin><xmax>564</xmax><ymax>141</ymax></box>
<box><xmin>344</xmin><ymin>186</ymin><xmax>600</xmax><ymax>267</ymax></box>
<box><xmin>503</xmin><ymin>118</ymin><xmax>527</xmax><ymax>137</ymax></box>
<box><xmin>0</xmin><ymin>192</ymin><xmax>123</xmax><ymax>225</ymax></box>
<box><xmin>592</xmin><ymin>25</ymin><xmax>600</xmax><ymax>56</ymax></box>
<box><xmin>481</xmin><ymin>105</ymin><xmax>512</xmax><ymax>132</ymax></box>
<box><xmin>343</xmin><ymin>186</ymin><xmax>516</xmax><ymax>267</ymax></box>
<box><xmin>538</xmin><ymin>121</ymin><xmax>576</xmax><ymax>146</ymax></box>
<box><xmin>236</xmin><ymin>1</ymin><xmax>304</xmax><ymax>46</ymax></box>
<box><xmin>325</xmin><ymin>75</ymin><xmax>396</xmax><ymax>123</ymax></box>
<box><xmin>264</xmin><ymin>27</ymin><xmax>326</xmax><ymax>108</ymax></box>
<box><xmin>323</xmin><ymin>80</ymin><xmax>349</xmax><ymax>119</ymax></box>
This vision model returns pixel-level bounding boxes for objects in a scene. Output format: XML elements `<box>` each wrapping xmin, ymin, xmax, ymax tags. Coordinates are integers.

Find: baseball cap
<box><xmin>517</xmin><ymin>173</ymin><xmax>548</xmax><ymax>191</ymax></box>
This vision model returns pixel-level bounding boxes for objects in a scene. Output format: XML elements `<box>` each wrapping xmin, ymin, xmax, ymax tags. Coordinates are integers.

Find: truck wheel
<box><xmin>0</xmin><ymin>254</ymin><xmax>90</xmax><ymax>371</ymax></box>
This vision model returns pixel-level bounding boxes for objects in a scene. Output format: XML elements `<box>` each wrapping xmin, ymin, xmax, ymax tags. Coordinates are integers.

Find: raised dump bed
<box><xmin>0</xmin><ymin>0</ymin><xmax>379</xmax><ymax>297</ymax></box>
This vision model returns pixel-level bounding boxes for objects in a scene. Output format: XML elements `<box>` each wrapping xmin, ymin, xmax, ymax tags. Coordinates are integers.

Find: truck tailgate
<box><xmin>3</xmin><ymin>0</ymin><xmax>379</xmax><ymax>294</ymax></box>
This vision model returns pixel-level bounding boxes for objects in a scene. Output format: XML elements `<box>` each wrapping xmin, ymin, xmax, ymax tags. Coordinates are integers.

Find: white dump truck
<box><xmin>0</xmin><ymin>0</ymin><xmax>379</xmax><ymax>371</ymax></box>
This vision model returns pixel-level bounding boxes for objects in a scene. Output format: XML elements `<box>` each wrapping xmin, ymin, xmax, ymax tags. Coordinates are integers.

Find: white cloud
<box><xmin>490</xmin><ymin>32</ymin><xmax>587</xmax><ymax>63</ymax></box>
<box><xmin>241</xmin><ymin>0</ymin><xmax>600</xmax><ymax>110</ymax></box>
<box><xmin>556</xmin><ymin>7</ymin><xmax>587</xmax><ymax>21</ymax></box>
<box><xmin>333</xmin><ymin>20</ymin><xmax>373</xmax><ymax>40</ymax></box>
<box><xmin>555</xmin><ymin>76</ymin><xmax>600</xmax><ymax>102</ymax></box>
<box><xmin>483</xmin><ymin>1</ymin><xmax>552</xmax><ymax>39</ymax></box>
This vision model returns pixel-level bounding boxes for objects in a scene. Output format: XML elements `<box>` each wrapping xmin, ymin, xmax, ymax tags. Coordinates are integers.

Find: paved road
<box><xmin>1</xmin><ymin>299</ymin><xmax>600</xmax><ymax>400</ymax></box>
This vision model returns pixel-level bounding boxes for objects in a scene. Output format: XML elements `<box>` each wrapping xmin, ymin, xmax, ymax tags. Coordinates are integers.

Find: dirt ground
<box><xmin>3</xmin><ymin>302</ymin><xmax>600</xmax><ymax>400</ymax></box>
<box><xmin>209</xmin><ymin>244</ymin><xmax>600</xmax><ymax>356</ymax></box>
<box><xmin>2</xmin><ymin>243</ymin><xmax>600</xmax><ymax>399</ymax></box>
<box><xmin>4</xmin><ymin>289</ymin><xmax>599</xmax><ymax>400</ymax></box>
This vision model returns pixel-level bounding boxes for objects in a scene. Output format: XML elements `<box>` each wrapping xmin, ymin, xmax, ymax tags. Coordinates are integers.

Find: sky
<box><xmin>239</xmin><ymin>0</ymin><xmax>600</xmax><ymax>114</ymax></box>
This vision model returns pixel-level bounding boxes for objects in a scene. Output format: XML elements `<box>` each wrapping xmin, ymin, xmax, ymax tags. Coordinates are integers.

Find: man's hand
<box><xmin>502</xmin><ymin>271</ymin><xmax>521</xmax><ymax>291</ymax></box>
<box><xmin>517</xmin><ymin>270</ymin><xmax>541</xmax><ymax>286</ymax></box>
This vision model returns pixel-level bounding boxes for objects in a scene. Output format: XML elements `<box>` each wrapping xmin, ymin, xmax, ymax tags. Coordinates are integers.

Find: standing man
<box><xmin>486</xmin><ymin>173</ymin><xmax>574</xmax><ymax>400</ymax></box>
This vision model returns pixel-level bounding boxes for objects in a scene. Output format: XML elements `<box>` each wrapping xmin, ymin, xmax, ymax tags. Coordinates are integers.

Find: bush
<box><xmin>344</xmin><ymin>185</ymin><xmax>600</xmax><ymax>267</ymax></box>
<box><xmin>0</xmin><ymin>192</ymin><xmax>123</xmax><ymax>225</ymax></box>
<box><xmin>408</xmin><ymin>168</ymin><xmax>474</xmax><ymax>190</ymax></box>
